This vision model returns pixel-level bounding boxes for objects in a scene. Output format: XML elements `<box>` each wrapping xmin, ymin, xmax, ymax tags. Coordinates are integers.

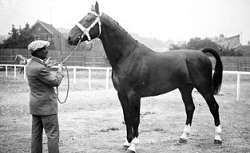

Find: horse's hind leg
<box><xmin>178</xmin><ymin>86</ymin><xmax>194</xmax><ymax>143</ymax></box>
<box><xmin>200</xmin><ymin>92</ymin><xmax>222</xmax><ymax>144</ymax></box>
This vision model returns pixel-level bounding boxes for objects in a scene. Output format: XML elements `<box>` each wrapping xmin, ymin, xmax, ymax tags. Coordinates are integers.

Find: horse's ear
<box><xmin>95</xmin><ymin>1</ymin><xmax>100</xmax><ymax>15</ymax></box>
<box><xmin>91</xmin><ymin>4</ymin><xmax>95</xmax><ymax>12</ymax></box>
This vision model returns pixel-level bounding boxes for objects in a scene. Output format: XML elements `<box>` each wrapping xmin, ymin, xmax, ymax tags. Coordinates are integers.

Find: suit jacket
<box><xmin>26</xmin><ymin>57</ymin><xmax>64</xmax><ymax>115</ymax></box>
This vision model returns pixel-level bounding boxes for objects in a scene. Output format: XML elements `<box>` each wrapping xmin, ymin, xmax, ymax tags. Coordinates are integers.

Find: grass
<box><xmin>0</xmin><ymin>72</ymin><xmax>250</xmax><ymax>152</ymax></box>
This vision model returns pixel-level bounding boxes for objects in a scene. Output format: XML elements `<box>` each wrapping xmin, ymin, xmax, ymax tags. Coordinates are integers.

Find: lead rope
<box><xmin>56</xmin><ymin>65</ymin><xmax>70</xmax><ymax>104</ymax></box>
<box><xmin>55</xmin><ymin>38</ymin><xmax>82</xmax><ymax>104</ymax></box>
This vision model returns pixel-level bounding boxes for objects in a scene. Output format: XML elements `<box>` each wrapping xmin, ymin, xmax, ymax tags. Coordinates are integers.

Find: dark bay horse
<box><xmin>68</xmin><ymin>2</ymin><xmax>223</xmax><ymax>152</ymax></box>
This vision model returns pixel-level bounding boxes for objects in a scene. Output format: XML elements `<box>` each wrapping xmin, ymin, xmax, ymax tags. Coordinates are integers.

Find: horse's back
<box><xmin>158</xmin><ymin>49</ymin><xmax>212</xmax><ymax>70</ymax></box>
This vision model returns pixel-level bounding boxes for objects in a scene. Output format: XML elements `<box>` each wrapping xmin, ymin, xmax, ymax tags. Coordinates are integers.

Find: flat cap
<box><xmin>28</xmin><ymin>40</ymin><xmax>50</xmax><ymax>53</ymax></box>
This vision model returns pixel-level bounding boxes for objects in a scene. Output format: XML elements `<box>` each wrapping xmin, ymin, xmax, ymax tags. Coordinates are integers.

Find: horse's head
<box><xmin>68</xmin><ymin>1</ymin><xmax>101</xmax><ymax>45</ymax></box>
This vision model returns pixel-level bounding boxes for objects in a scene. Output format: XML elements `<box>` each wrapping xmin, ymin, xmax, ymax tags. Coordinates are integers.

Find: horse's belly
<box><xmin>137</xmin><ymin>82</ymin><xmax>178</xmax><ymax>97</ymax></box>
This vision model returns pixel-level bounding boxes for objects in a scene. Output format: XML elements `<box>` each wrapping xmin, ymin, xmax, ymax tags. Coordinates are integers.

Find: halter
<box><xmin>76</xmin><ymin>11</ymin><xmax>102</xmax><ymax>41</ymax></box>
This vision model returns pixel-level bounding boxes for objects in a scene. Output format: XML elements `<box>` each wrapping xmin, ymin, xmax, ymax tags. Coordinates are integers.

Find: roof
<box><xmin>32</xmin><ymin>20</ymin><xmax>61</xmax><ymax>36</ymax></box>
<box><xmin>224</xmin><ymin>34</ymin><xmax>240</xmax><ymax>41</ymax></box>
<box><xmin>217</xmin><ymin>34</ymin><xmax>240</xmax><ymax>43</ymax></box>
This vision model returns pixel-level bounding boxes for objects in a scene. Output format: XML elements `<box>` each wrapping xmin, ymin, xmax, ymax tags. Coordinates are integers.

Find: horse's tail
<box><xmin>202</xmin><ymin>48</ymin><xmax>223</xmax><ymax>95</ymax></box>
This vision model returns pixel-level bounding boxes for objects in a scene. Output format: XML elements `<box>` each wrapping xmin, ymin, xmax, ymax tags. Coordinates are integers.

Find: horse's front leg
<box><xmin>126</xmin><ymin>91</ymin><xmax>141</xmax><ymax>153</ymax></box>
<box><xmin>117</xmin><ymin>92</ymin><xmax>133</xmax><ymax>149</ymax></box>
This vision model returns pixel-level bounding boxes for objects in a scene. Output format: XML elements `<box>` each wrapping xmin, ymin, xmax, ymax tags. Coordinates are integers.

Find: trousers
<box><xmin>31</xmin><ymin>114</ymin><xmax>59</xmax><ymax>153</ymax></box>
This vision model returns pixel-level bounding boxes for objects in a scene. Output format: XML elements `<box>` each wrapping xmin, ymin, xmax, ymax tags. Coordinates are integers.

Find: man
<box><xmin>26</xmin><ymin>40</ymin><xmax>64</xmax><ymax>153</ymax></box>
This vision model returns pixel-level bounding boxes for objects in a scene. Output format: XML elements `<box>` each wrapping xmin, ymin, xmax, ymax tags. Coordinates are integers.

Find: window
<box><xmin>48</xmin><ymin>36</ymin><xmax>52</xmax><ymax>41</ymax></box>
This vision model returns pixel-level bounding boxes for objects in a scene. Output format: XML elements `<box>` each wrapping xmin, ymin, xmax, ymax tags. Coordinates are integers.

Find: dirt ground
<box><xmin>0</xmin><ymin>74</ymin><xmax>250</xmax><ymax>153</ymax></box>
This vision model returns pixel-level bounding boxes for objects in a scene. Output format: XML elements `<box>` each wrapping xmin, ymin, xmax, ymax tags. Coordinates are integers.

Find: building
<box><xmin>214</xmin><ymin>34</ymin><xmax>241</xmax><ymax>49</ymax></box>
<box><xmin>30</xmin><ymin>20</ymin><xmax>67</xmax><ymax>50</ymax></box>
<box><xmin>29</xmin><ymin>21</ymin><xmax>108</xmax><ymax>66</ymax></box>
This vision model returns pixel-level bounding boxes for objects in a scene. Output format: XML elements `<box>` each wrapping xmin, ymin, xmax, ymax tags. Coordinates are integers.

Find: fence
<box><xmin>1</xmin><ymin>48</ymin><xmax>250</xmax><ymax>70</ymax></box>
<box><xmin>1</xmin><ymin>64</ymin><xmax>250</xmax><ymax>101</ymax></box>
<box><xmin>0</xmin><ymin>48</ymin><xmax>109</xmax><ymax>66</ymax></box>
<box><xmin>0</xmin><ymin>64</ymin><xmax>112</xmax><ymax>89</ymax></box>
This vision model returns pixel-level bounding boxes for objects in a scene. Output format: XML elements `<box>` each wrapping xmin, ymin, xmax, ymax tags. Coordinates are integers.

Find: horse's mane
<box><xmin>101</xmin><ymin>13</ymin><xmax>137</xmax><ymax>43</ymax></box>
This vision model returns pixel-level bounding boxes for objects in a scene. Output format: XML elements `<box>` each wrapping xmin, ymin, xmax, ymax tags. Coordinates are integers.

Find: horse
<box><xmin>14</xmin><ymin>54</ymin><xmax>30</xmax><ymax>73</ymax></box>
<box><xmin>68</xmin><ymin>2</ymin><xmax>223</xmax><ymax>153</ymax></box>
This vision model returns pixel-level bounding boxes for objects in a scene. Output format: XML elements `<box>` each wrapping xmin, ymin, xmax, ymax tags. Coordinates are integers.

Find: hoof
<box><xmin>122</xmin><ymin>145</ymin><xmax>129</xmax><ymax>151</ymax></box>
<box><xmin>214</xmin><ymin>139</ymin><xmax>222</xmax><ymax>145</ymax></box>
<box><xmin>126</xmin><ymin>150</ymin><xmax>136</xmax><ymax>153</ymax></box>
<box><xmin>179</xmin><ymin>138</ymin><xmax>187</xmax><ymax>143</ymax></box>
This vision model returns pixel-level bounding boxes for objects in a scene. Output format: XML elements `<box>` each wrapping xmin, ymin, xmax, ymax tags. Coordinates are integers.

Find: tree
<box><xmin>0</xmin><ymin>23</ymin><xmax>33</xmax><ymax>48</ymax></box>
<box><xmin>169</xmin><ymin>36</ymin><xmax>242</xmax><ymax>56</ymax></box>
<box><xmin>1</xmin><ymin>25</ymin><xmax>19</xmax><ymax>48</ymax></box>
<box><xmin>169</xmin><ymin>43</ymin><xmax>187</xmax><ymax>50</ymax></box>
<box><xmin>186</xmin><ymin>37</ymin><xmax>220</xmax><ymax>50</ymax></box>
<box><xmin>169</xmin><ymin>37</ymin><xmax>220</xmax><ymax>51</ymax></box>
<box><xmin>19</xmin><ymin>23</ymin><xmax>34</xmax><ymax>48</ymax></box>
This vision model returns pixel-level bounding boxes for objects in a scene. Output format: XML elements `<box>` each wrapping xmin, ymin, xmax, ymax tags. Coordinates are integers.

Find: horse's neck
<box><xmin>99</xmin><ymin>14</ymin><xmax>137</xmax><ymax>68</ymax></box>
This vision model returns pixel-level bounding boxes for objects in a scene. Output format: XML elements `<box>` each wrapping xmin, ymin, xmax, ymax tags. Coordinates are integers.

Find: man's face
<box><xmin>37</xmin><ymin>47</ymin><xmax>48</xmax><ymax>60</ymax></box>
<box><xmin>42</xmin><ymin>48</ymin><xmax>48</xmax><ymax>58</ymax></box>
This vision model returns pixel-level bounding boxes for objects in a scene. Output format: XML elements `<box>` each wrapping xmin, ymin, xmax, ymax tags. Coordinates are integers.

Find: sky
<box><xmin>0</xmin><ymin>0</ymin><xmax>250</xmax><ymax>44</ymax></box>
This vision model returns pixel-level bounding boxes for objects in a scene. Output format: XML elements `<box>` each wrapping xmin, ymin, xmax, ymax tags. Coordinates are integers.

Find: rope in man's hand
<box><xmin>56</xmin><ymin>63</ymin><xmax>70</xmax><ymax>104</ymax></box>
<box><xmin>55</xmin><ymin>38</ymin><xmax>83</xmax><ymax>104</ymax></box>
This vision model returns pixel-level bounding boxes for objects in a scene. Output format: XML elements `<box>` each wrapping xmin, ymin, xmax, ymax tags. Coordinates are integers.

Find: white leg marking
<box><xmin>180</xmin><ymin>124</ymin><xmax>191</xmax><ymax>140</ymax></box>
<box><xmin>127</xmin><ymin>137</ymin><xmax>139</xmax><ymax>152</ymax></box>
<box><xmin>128</xmin><ymin>143</ymin><xmax>136</xmax><ymax>152</ymax></box>
<box><xmin>123</xmin><ymin>139</ymin><xmax>131</xmax><ymax>147</ymax></box>
<box><xmin>131</xmin><ymin>137</ymin><xmax>139</xmax><ymax>144</ymax></box>
<box><xmin>215</xmin><ymin>125</ymin><xmax>222</xmax><ymax>141</ymax></box>
<box><xmin>215</xmin><ymin>125</ymin><xmax>222</xmax><ymax>133</ymax></box>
